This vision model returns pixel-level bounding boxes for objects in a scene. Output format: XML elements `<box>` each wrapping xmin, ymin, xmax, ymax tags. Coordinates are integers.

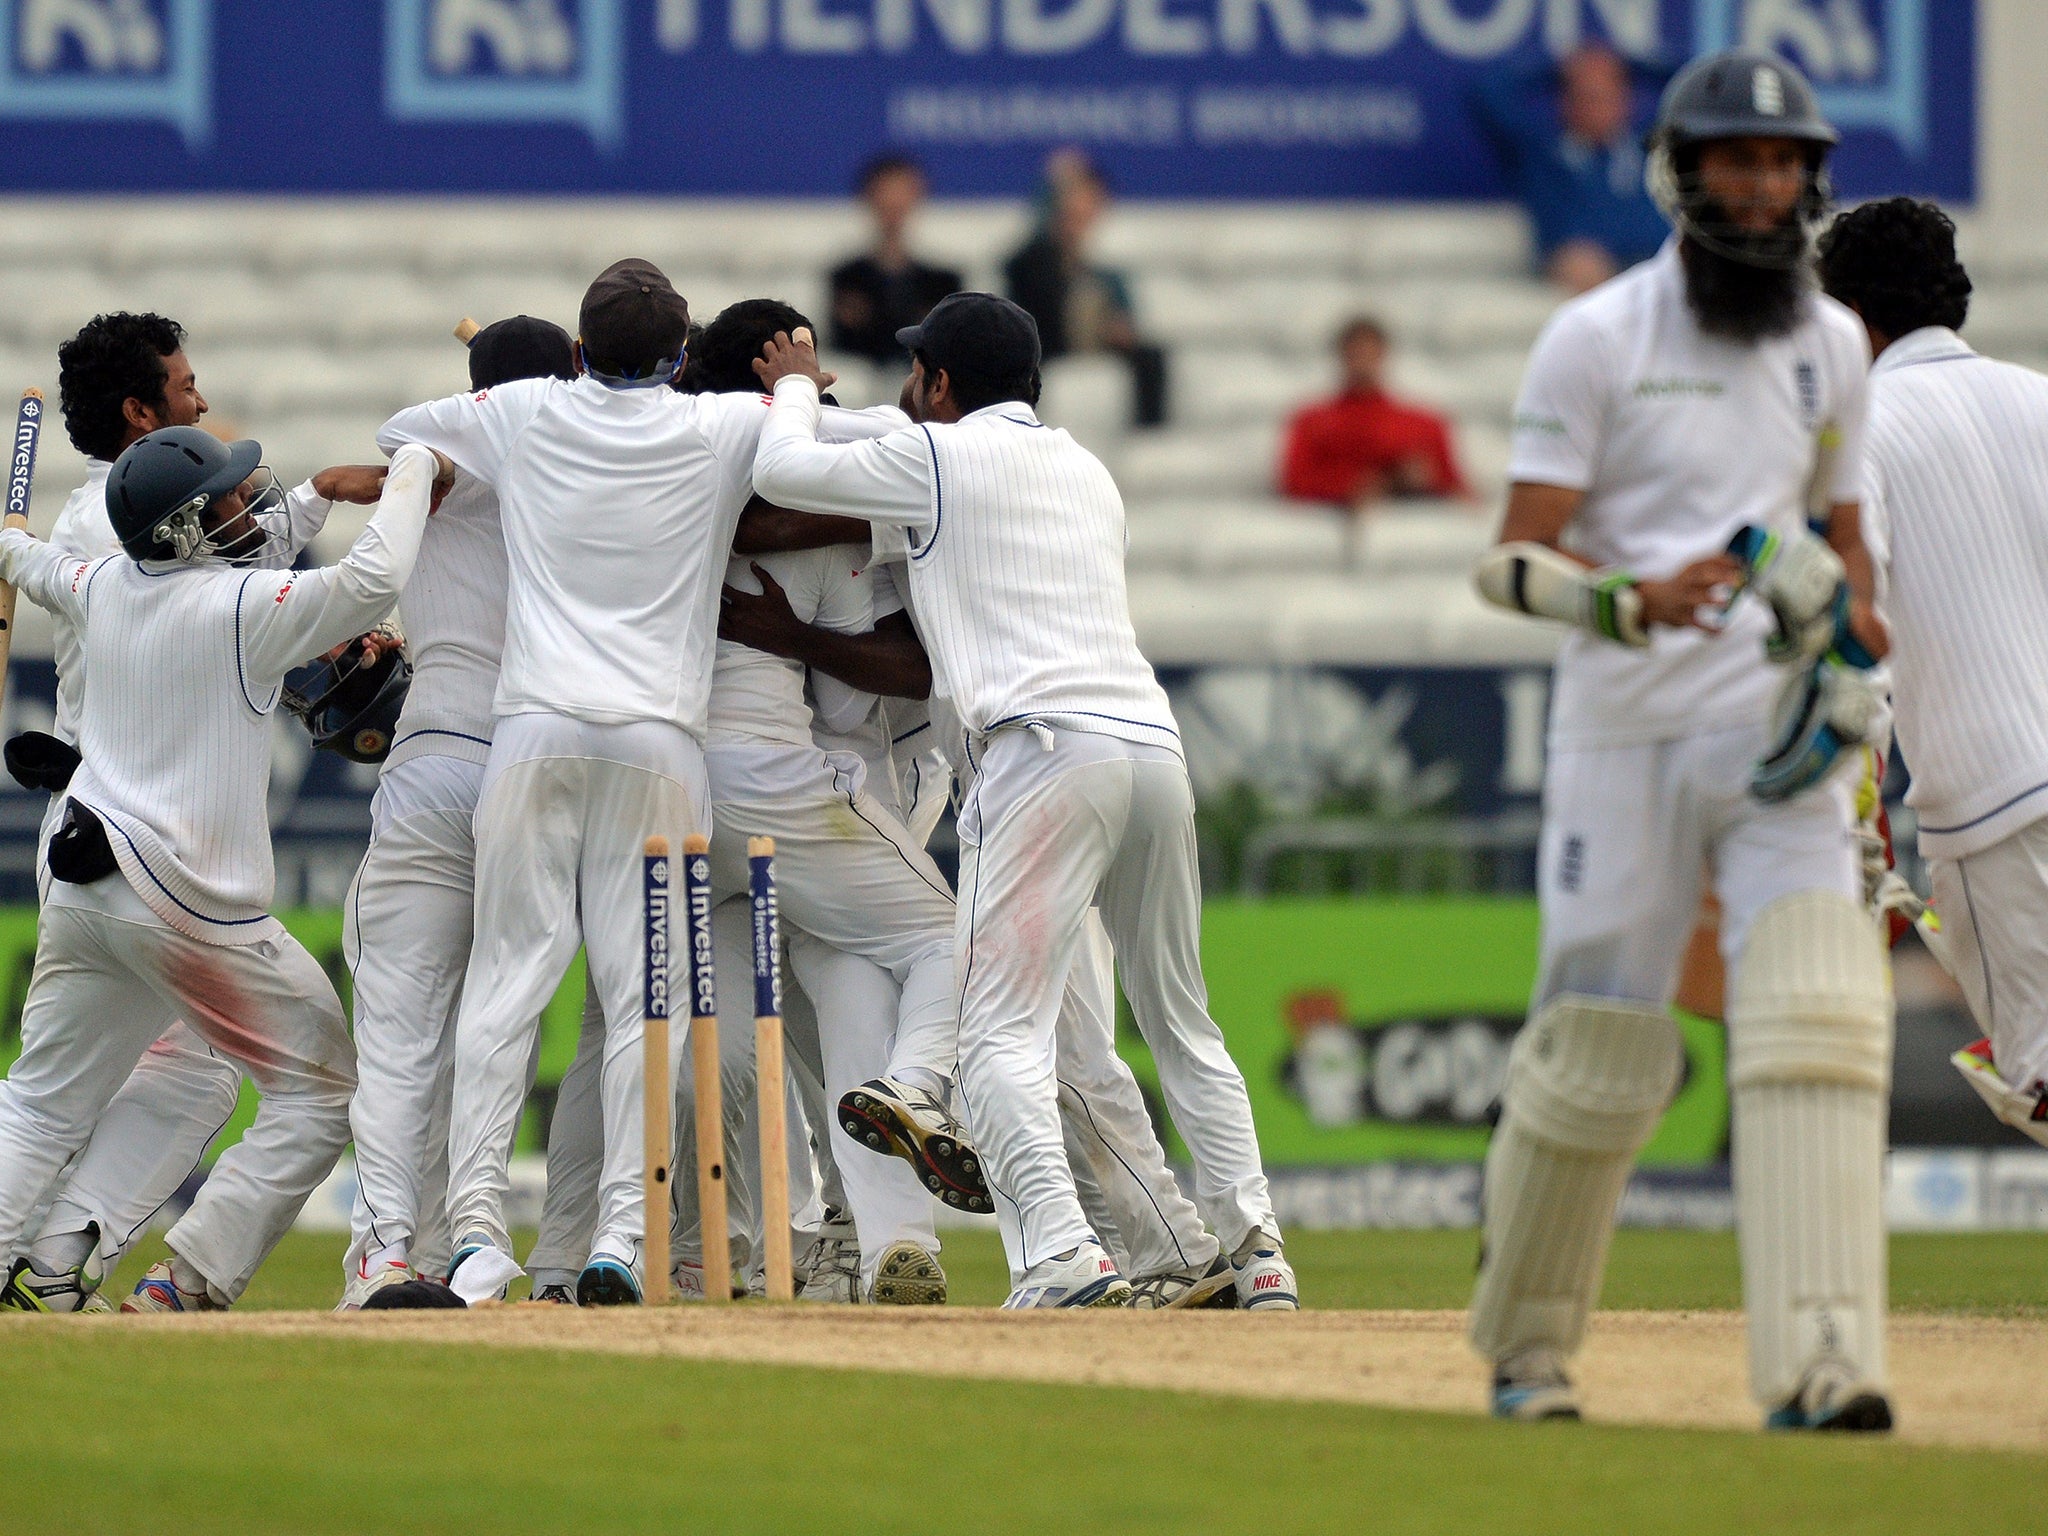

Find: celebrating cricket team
<box><xmin>2</xmin><ymin>45</ymin><xmax>2044</xmax><ymax>1435</ymax></box>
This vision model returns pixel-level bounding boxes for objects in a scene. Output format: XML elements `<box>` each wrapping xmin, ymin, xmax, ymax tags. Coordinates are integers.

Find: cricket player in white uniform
<box><xmin>337</xmin><ymin>317</ymin><xmax>576</xmax><ymax>1309</ymax></box>
<box><xmin>1816</xmin><ymin>199</ymin><xmax>2048</xmax><ymax>1147</ymax></box>
<box><xmin>1471</xmin><ymin>52</ymin><xmax>1894</xmax><ymax>1430</ymax></box>
<box><xmin>0</xmin><ymin>314</ymin><xmax>386</xmax><ymax>1312</ymax></box>
<box><xmin>731</xmin><ymin>543</ymin><xmax>1235</xmax><ymax>1308</ymax></box>
<box><xmin>0</xmin><ymin>427</ymin><xmax>441</xmax><ymax>1311</ymax></box>
<box><xmin>378</xmin><ymin>262</ymin><xmax>899</xmax><ymax>1306</ymax></box>
<box><xmin>751</xmin><ymin>293</ymin><xmax>1290</xmax><ymax>1310</ymax></box>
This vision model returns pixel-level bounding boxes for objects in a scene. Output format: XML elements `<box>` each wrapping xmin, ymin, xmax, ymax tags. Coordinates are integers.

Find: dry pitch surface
<box><xmin>98</xmin><ymin>1303</ymin><xmax>2048</xmax><ymax>1450</ymax></box>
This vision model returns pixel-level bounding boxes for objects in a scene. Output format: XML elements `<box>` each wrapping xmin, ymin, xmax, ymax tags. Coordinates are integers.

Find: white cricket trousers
<box><xmin>1536</xmin><ymin>724</ymin><xmax>1859</xmax><ymax>998</ymax></box>
<box><xmin>341</xmin><ymin>756</ymin><xmax>482</xmax><ymax>1278</ymax></box>
<box><xmin>955</xmin><ymin>728</ymin><xmax>1275</xmax><ymax>1278</ymax></box>
<box><xmin>0</xmin><ymin>895</ymin><xmax>355</xmax><ymax>1301</ymax></box>
<box><xmin>1055</xmin><ymin>913</ymin><xmax>1219</xmax><ymax>1280</ymax></box>
<box><xmin>16</xmin><ymin>794</ymin><xmax>243</xmax><ymax>1274</ymax></box>
<box><xmin>1930</xmin><ymin>812</ymin><xmax>2048</xmax><ymax>1098</ymax></box>
<box><xmin>445</xmin><ymin>731</ymin><xmax>703</xmax><ymax>1271</ymax></box>
<box><xmin>20</xmin><ymin>1020</ymin><xmax>240</xmax><ymax>1274</ymax></box>
<box><xmin>704</xmin><ymin>749</ymin><xmax>957</xmax><ymax>1086</ymax></box>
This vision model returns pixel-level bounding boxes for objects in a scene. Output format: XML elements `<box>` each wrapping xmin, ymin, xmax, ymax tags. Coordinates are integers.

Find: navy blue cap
<box><xmin>895</xmin><ymin>292</ymin><xmax>1040</xmax><ymax>385</ymax></box>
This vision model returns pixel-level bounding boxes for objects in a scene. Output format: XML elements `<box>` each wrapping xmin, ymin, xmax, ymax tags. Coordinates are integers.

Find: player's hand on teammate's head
<box><xmin>719</xmin><ymin>563</ymin><xmax>804</xmax><ymax>656</ymax></box>
<box><xmin>1636</xmin><ymin>553</ymin><xmax>1744</xmax><ymax>632</ymax></box>
<box><xmin>311</xmin><ymin>464</ymin><xmax>389</xmax><ymax>505</ymax></box>
<box><xmin>753</xmin><ymin>328</ymin><xmax>836</xmax><ymax>393</ymax></box>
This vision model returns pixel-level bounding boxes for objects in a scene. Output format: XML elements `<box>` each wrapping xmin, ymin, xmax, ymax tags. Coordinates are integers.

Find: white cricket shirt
<box><xmin>753</xmin><ymin>377</ymin><xmax>1180</xmax><ymax>760</ymax></box>
<box><xmin>708</xmin><ymin>543</ymin><xmax>874</xmax><ymax>750</ymax></box>
<box><xmin>1508</xmin><ymin>241</ymin><xmax>1870</xmax><ymax>749</ymax></box>
<box><xmin>0</xmin><ymin>445</ymin><xmax>437</xmax><ymax>942</ymax></box>
<box><xmin>385</xmin><ymin>468</ymin><xmax>507</xmax><ymax>771</ymax></box>
<box><xmin>46</xmin><ymin>461</ymin><xmax>334</xmax><ymax>745</ymax></box>
<box><xmin>1861</xmin><ymin>327</ymin><xmax>2048</xmax><ymax>859</ymax></box>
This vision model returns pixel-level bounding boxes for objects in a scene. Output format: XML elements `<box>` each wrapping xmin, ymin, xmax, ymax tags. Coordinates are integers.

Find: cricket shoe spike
<box><xmin>796</xmin><ymin>1208</ymin><xmax>861</xmax><ymax>1304</ymax></box>
<box><xmin>336</xmin><ymin>1258</ymin><xmax>414</xmax><ymax>1312</ymax></box>
<box><xmin>1001</xmin><ymin>1239</ymin><xmax>1132</xmax><ymax>1309</ymax></box>
<box><xmin>1232</xmin><ymin>1235</ymin><xmax>1300</xmax><ymax>1311</ymax></box>
<box><xmin>1767</xmin><ymin>1361</ymin><xmax>1893</xmax><ymax>1433</ymax></box>
<box><xmin>1492</xmin><ymin>1348</ymin><xmax>1582</xmax><ymax>1422</ymax></box>
<box><xmin>120</xmin><ymin>1260</ymin><xmax>222</xmax><ymax>1314</ymax></box>
<box><xmin>868</xmin><ymin>1241</ymin><xmax>947</xmax><ymax>1306</ymax></box>
<box><xmin>1129</xmin><ymin>1253</ymin><xmax>1239</xmax><ymax>1311</ymax></box>
<box><xmin>577</xmin><ymin>1254</ymin><xmax>644</xmax><ymax>1307</ymax></box>
<box><xmin>1</xmin><ymin>1223</ymin><xmax>104</xmax><ymax>1313</ymax></box>
<box><xmin>839</xmin><ymin>1077</ymin><xmax>993</xmax><ymax>1215</ymax></box>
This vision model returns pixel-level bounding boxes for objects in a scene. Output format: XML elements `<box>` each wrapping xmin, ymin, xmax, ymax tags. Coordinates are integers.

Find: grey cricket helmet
<box><xmin>1646</xmin><ymin>48</ymin><xmax>1839</xmax><ymax>270</ymax></box>
<box><xmin>104</xmin><ymin>425</ymin><xmax>267</xmax><ymax>563</ymax></box>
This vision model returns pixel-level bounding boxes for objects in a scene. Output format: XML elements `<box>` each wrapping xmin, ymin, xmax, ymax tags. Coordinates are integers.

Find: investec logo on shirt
<box><xmin>1632</xmin><ymin>377</ymin><xmax>1727</xmax><ymax>400</ymax></box>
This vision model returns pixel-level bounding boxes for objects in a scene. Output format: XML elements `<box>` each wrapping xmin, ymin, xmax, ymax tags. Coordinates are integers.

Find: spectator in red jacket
<box><xmin>1280</xmin><ymin>318</ymin><xmax>1470</xmax><ymax>509</ymax></box>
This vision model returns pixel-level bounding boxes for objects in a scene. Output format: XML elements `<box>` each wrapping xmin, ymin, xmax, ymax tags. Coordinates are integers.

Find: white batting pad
<box><xmin>1728</xmin><ymin>889</ymin><xmax>1894</xmax><ymax>1406</ymax></box>
<box><xmin>1469</xmin><ymin>995</ymin><xmax>1684</xmax><ymax>1365</ymax></box>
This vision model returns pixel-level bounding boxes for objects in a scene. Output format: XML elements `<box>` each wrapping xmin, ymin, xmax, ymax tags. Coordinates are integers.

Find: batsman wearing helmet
<box><xmin>1471</xmin><ymin>50</ymin><xmax>1894</xmax><ymax>1431</ymax></box>
<box><xmin>0</xmin><ymin>428</ymin><xmax>444</xmax><ymax>1312</ymax></box>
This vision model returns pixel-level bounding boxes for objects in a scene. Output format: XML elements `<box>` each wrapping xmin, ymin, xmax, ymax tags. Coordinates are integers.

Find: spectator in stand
<box><xmin>1004</xmin><ymin>149</ymin><xmax>1169</xmax><ymax>428</ymax></box>
<box><xmin>1471</xmin><ymin>43</ymin><xmax>1671</xmax><ymax>295</ymax></box>
<box><xmin>1279</xmin><ymin>318</ymin><xmax>1469</xmax><ymax>511</ymax></box>
<box><xmin>828</xmin><ymin>154</ymin><xmax>962</xmax><ymax>365</ymax></box>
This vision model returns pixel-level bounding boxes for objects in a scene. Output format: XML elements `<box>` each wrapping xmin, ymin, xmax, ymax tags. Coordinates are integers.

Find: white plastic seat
<box><xmin>1117</xmin><ymin>424</ymin><xmax>1279</xmax><ymax>498</ymax></box>
<box><xmin>1353</xmin><ymin>507</ymin><xmax>1494</xmax><ymax>574</ymax></box>
<box><xmin>1038</xmin><ymin>355</ymin><xmax>1131</xmax><ymax>454</ymax></box>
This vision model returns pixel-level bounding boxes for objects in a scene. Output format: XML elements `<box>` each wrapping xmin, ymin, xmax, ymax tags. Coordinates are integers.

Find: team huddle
<box><xmin>0</xmin><ymin>252</ymin><xmax>1295</xmax><ymax>1325</ymax></box>
<box><xmin>3</xmin><ymin>42</ymin><xmax>2046</xmax><ymax>1435</ymax></box>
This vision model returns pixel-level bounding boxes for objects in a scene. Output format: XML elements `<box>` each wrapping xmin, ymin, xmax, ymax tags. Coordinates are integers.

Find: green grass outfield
<box><xmin>4</xmin><ymin>1229</ymin><xmax>2043</xmax><ymax>1535</ymax></box>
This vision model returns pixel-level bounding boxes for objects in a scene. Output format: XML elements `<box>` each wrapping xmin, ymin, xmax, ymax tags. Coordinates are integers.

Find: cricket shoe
<box><xmin>577</xmin><ymin>1254</ymin><xmax>643</xmax><ymax>1307</ymax></box>
<box><xmin>1001</xmin><ymin>1239</ymin><xmax>1132</xmax><ymax>1309</ymax></box>
<box><xmin>120</xmin><ymin>1260</ymin><xmax>223</xmax><ymax>1314</ymax></box>
<box><xmin>839</xmin><ymin>1078</ymin><xmax>993</xmax><ymax>1215</ymax></box>
<box><xmin>868</xmin><ymin>1241</ymin><xmax>947</xmax><ymax>1306</ymax></box>
<box><xmin>1</xmin><ymin>1224</ymin><xmax>105</xmax><ymax>1313</ymax></box>
<box><xmin>336</xmin><ymin>1258</ymin><xmax>414</xmax><ymax>1312</ymax></box>
<box><xmin>796</xmin><ymin>1208</ymin><xmax>861</xmax><ymax>1304</ymax></box>
<box><xmin>1767</xmin><ymin>1361</ymin><xmax>1893</xmax><ymax>1433</ymax></box>
<box><xmin>1491</xmin><ymin>1348</ymin><xmax>1582</xmax><ymax>1422</ymax></box>
<box><xmin>671</xmin><ymin>1259</ymin><xmax>710</xmax><ymax>1302</ymax></box>
<box><xmin>447</xmin><ymin>1237</ymin><xmax>521</xmax><ymax>1306</ymax></box>
<box><xmin>1232</xmin><ymin>1235</ymin><xmax>1299</xmax><ymax>1311</ymax></box>
<box><xmin>525</xmin><ymin>1283</ymin><xmax>577</xmax><ymax>1305</ymax></box>
<box><xmin>1129</xmin><ymin>1253</ymin><xmax>1239</xmax><ymax>1311</ymax></box>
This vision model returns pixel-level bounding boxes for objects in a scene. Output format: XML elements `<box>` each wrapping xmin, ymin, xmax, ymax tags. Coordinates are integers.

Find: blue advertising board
<box><xmin>0</xmin><ymin>0</ymin><xmax>1973</xmax><ymax>199</ymax></box>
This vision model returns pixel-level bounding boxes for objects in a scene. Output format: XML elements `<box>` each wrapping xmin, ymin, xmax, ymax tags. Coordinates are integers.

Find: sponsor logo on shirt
<box><xmin>1512</xmin><ymin>412</ymin><xmax>1569</xmax><ymax>437</ymax></box>
<box><xmin>1631</xmin><ymin>377</ymin><xmax>1725</xmax><ymax>400</ymax></box>
<box><xmin>1795</xmin><ymin>359</ymin><xmax>1820</xmax><ymax>428</ymax></box>
<box><xmin>274</xmin><ymin>580</ymin><xmax>294</xmax><ymax>604</ymax></box>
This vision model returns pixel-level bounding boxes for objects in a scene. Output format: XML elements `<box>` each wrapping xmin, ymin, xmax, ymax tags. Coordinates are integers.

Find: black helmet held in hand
<box><xmin>104</xmin><ymin>425</ymin><xmax>287</xmax><ymax>565</ymax></box>
<box><xmin>281</xmin><ymin>641</ymin><xmax>413</xmax><ymax>765</ymax></box>
<box><xmin>1647</xmin><ymin>49</ymin><xmax>1838</xmax><ymax>271</ymax></box>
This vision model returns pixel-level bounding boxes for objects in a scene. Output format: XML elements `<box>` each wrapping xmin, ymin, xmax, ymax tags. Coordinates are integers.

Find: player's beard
<box><xmin>1679</xmin><ymin>234</ymin><xmax>1809</xmax><ymax>343</ymax></box>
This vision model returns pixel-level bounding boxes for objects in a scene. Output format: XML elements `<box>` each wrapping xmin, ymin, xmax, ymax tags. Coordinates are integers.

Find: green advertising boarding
<box><xmin>0</xmin><ymin>900</ymin><xmax>1728</xmax><ymax>1169</ymax></box>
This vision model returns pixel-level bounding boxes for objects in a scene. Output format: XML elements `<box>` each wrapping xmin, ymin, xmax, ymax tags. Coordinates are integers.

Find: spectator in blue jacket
<box><xmin>1471</xmin><ymin>44</ymin><xmax>1672</xmax><ymax>295</ymax></box>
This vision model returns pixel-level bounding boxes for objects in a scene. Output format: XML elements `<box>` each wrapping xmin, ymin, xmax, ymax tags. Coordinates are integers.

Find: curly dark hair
<box><xmin>1817</xmin><ymin>198</ymin><xmax>1972</xmax><ymax>342</ymax></box>
<box><xmin>693</xmin><ymin>299</ymin><xmax>813</xmax><ymax>394</ymax></box>
<box><xmin>57</xmin><ymin>311</ymin><xmax>187</xmax><ymax>461</ymax></box>
<box><xmin>57</xmin><ymin>312</ymin><xmax>187</xmax><ymax>462</ymax></box>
